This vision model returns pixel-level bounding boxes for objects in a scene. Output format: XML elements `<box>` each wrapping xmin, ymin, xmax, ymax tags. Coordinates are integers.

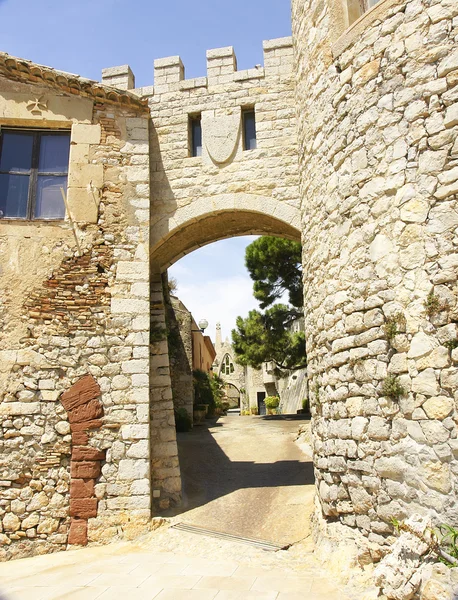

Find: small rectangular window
<box><xmin>189</xmin><ymin>115</ymin><xmax>202</xmax><ymax>157</ymax></box>
<box><xmin>0</xmin><ymin>129</ymin><xmax>70</xmax><ymax>220</ymax></box>
<box><xmin>243</xmin><ymin>110</ymin><xmax>257</xmax><ymax>151</ymax></box>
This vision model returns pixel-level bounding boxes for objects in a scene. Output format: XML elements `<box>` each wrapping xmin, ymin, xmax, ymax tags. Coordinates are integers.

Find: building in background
<box><xmin>213</xmin><ymin>322</ymin><xmax>306</xmax><ymax>415</ymax></box>
<box><xmin>166</xmin><ymin>294</ymin><xmax>216</xmax><ymax>418</ymax></box>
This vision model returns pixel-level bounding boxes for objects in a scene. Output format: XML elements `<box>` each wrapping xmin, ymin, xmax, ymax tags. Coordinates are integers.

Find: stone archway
<box><xmin>224</xmin><ymin>383</ymin><xmax>240</xmax><ymax>409</ymax></box>
<box><xmin>150</xmin><ymin>196</ymin><xmax>301</xmax><ymax>270</ymax></box>
<box><xmin>148</xmin><ymin>205</ymin><xmax>302</xmax><ymax>510</ymax></box>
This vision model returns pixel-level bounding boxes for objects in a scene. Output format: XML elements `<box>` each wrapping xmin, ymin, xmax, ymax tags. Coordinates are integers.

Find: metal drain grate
<box><xmin>171</xmin><ymin>522</ymin><xmax>288</xmax><ymax>551</ymax></box>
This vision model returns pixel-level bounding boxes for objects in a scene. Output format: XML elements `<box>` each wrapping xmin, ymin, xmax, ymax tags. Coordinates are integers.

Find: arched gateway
<box><xmin>1</xmin><ymin>2</ymin><xmax>457</xmax><ymax>581</ymax></box>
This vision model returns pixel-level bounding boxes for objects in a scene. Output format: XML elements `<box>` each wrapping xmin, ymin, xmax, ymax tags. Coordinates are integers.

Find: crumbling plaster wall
<box><xmin>292</xmin><ymin>0</ymin><xmax>458</xmax><ymax>552</ymax></box>
<box><xmin>0</xmin><ymin>75</ymin><xmax>154</xmax><ymax>559</ymax></box>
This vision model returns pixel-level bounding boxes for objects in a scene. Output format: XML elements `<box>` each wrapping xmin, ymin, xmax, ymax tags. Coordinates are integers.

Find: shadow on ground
<box><xmin>165</xmin><ymin>415</ymin><xmax>315</xmax><ymax>516</ymax></box>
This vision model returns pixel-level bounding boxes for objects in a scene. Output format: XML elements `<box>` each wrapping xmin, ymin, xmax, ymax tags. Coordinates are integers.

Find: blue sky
<box><xmin>0</xmin><ymin>0</ymin><xmax>291</xmax><ymax>87</ymax></box>
<box><xmin>169</xmin><ymin>237</ymin><xmax>261</xmax><ymax>344</ymax></box>
<box><xmin>0</xmin><ymin>0</ymin><xmax>292</xmax><ymax>342</ymax></box>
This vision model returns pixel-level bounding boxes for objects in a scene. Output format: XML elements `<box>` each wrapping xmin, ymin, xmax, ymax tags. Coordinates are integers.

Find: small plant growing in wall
<box><xmin>424</xmin><ymin>290</ymin><xmax>448</xmax><ymax>318</ymax></box>
<box><xmin>313</xmin><ymin>381</ymin><xmax>321</xmax><ymax>406</ymax></box>
<box><xmin>381</xmin><ymin>375</ymin><xmax>406</xmax><ymax>400</ymax></box>
<box><xmin>391</xmin><ymin>518</ymin><xmax>458</xmax><ymax>568</ymax></box>
<box><xmin>444</xmin><ymin>339</ymin><xmax>458</xmax><ymax>351</ymax></box>
<box><xmin>384</xmin><ymin>313</ymin><xmax>406</xmax><ymax>343</ymax></box>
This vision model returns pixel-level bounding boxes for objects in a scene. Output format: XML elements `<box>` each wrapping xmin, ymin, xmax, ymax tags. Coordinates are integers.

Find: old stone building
<box><xmin>1</xmin><ymin>0</ymin><xmax>458</xmax><ymax>595</ymax></box>
<box><xmin>165</xmin><ymin>292</ymin><xmax>216</xmax><ymax>418</ymax></box>
<box><xmin>214</xmin><ymin>322</ymin><xmax>307</xmax><ymax>414</ymax></box>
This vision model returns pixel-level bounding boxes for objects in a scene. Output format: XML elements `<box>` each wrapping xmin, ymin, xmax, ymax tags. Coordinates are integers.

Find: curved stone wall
<box><xmin>293</xmin><ymin>0</ymin><xmax>458</xmax><ymax>544</ymax></box>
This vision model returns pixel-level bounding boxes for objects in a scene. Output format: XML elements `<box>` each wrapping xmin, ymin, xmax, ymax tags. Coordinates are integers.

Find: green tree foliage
<box><xmin>232</xmin><ymin>237</ymin><xmax>306</xmax><ymax>376</ymax></box>
<box><xmin>193</xmin><ymin>370</ymin><xmax>226</xmax><ymax>411</ymax></box>
<box><xmin>245</xmin><ymin>237</ymin><xmax>303</xmax><ymax>309</ymax></box>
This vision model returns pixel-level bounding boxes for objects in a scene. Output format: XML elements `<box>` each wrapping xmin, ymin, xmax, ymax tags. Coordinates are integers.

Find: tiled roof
<box><xmin>0</xmin><ymin>52</ymin><xmax>148</xmax><ymax>111</ymax></box>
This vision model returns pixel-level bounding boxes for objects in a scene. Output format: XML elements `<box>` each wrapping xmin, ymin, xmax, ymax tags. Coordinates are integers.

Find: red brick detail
<box><xmin>67</xmin><ymin>400</ymin><xmax>104</xmax><ymax>424</ymax></box>
<box><xmin>68</xmin><ymin>518</ymin><xmax>88</xmax><ymax>546</ymax></box>
<box><xmin>72</xmin><ymin>447</ymin><xmax>106</xmax><ymax>461</ymax></box>
<box><xmin>71</xmin><ymin>461</ymin><xmax>102</xmax><ymax>479</ymax></box>
<box><xmin>70</xmin><ymin>479</ymin><xmax>95</xmax><ymax>499</ymax></box>
<box><xmin>61</xmin><ymin>375</ymin><xmax>105</xmax><ymax>547</ymax></box>
<box><xmin>61</xmin><ymin>375</ymin><xmax>101</xmax><ymax>412</ymax></box>
<box><xmin>72</xmin><ymin>431</ymin><xmax>89</xmax><ymax>445</ymax></box>
<box><xmin>24</xmin><ymin>246</ymin><xmax>113</xmax><ymax>332</ymax></box>
<box><xmin>70</xmin><ymin>498</ymin><xmax>98</xmax><ymax>519</ymax></box>
<box><xmin>70</xmin><ymin>419</ymin><xmax>103</xmax><ymax>432</ymax></box>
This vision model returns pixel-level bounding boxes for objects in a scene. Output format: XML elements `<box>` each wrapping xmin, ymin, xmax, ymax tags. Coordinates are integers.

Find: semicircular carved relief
<box><xmin>203</xmin><ymin>108</ymin><xmax>241</xmax><ymax>165</ymax></box>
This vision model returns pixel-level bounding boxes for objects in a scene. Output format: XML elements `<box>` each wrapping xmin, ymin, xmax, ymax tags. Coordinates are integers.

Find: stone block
<box><xmin>71</xmin><ymin>419</ymin><xmax>103</xmax><ymax>432</ymax></box>
<box><xmin>68</xmin><ymin>163</ymin><xmax>103</xmax><ymax>188</ymax></box>
<box><xmin>444</xmin><ymin>103</ymin><xmax>458</xmax><ymax>128</ymax></box>
<box><xmin>121</xmin><ymin>424</ymin><xmax>149</xmax><ymax>440</ymax></box>
<box><xmin>411</xmin><ymin>369</ymin><xmax>439</xmax><ymax>396</ymax></box>
<box><xmin>66</xmin><ymin>187</ymin><xmax>99</xmax><ymax>223</ymax></box>
<box><xmin>70</xmin><ymin>479</ymin><xmax>95</xmax><ymax>499</ymax></box>
<box><xmin>126</xmin><ymin>440</ymin><xmax>149</xmax><ymax>459</ymax></box>
<box><xmin>72</xmin><ymin>447</ymin><xmax>106</xmax><ymax>461</ymax></box>
<box><xmin>71</xmin><ymin>461</ymin><xmax>101</xmax><ymax>479</ymax></box>
<box><xmin>72</xmin><ymin>431</ymin><xmax>89</xmax><ymax>445</ymax></box>
<box><xmin>118</xmin><ymin>459</ymin><xmax>149</xmax><ymax>480</ymax></box>
<box><xmin>111</xmin><ymin>298</ymin><xmax>149</xmax><ymax>315</ymax></box>
<box><xmin>67</xmin><ymin>399</ymin><xmax>104</xmax><ymax>424</ymax></box>
<box><xmin>0</xmin><ymin>403</ymin><xmax>40</xmax><ymax>416</ymax></box>
<box><xmin>121</xmin><ymin>359</ymin><xmax>149</xmax><ymax>374</ymax></box>
<box><xmin>71</xmin><ymin>124</ymin><xmax>101</xmax><ymax>145</ymax></box>
<box><xmin>61</xmin><ymin>375</ymin><xmax>101</xmax><ymax>412</ymax></box>
<box><xmin>422</xmin><ymin>396</ymin><xmax>454</xmax><ymax>420</ymax></box>
<box><xmin>68</xmin><ymin>518</ymin><xmax>88</xmax><ymax>545</ymax></box>
<box><xmin>70</xmin><ymin>498</ymin><xmax>98</xmax><ymax>518</ymax></box>
<box><xmin>116</xmin><ymin>262</ymin><xmax>149</xmax><ymax>282</ymax></box>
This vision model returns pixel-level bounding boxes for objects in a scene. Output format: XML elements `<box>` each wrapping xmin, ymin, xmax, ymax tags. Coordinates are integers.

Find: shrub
<box><xmin>302</xmin><ymin>397</ymin><xmax>310</xmax><ymax>412</ymax></box>
<box><xmin>384</xmin><ymin>313</ymin><xmax>406</xmax><ymax>343</ymax></box>
<box><xmin>175</xmin><ymin>408</ymin><xmax>192</xmax><ymax>432</ymax></box>
<box><xmin>265</xmin><ymin>396</ymin><xmax>280</xmax><ymax>409</ymax></box>
<box><xmin>424</xmin><ymin>290</ymin><xmax>445</xmax><ymax>317</ymax></box>
<box><xmin>381</xmin><ymin>375</ymin><xmax>406</xmax><ymax>399</ymax></box>
<box><xmin>444</xmin><ymin>340</ymin><xmax>458</xmax><ymax>351</ymax></box>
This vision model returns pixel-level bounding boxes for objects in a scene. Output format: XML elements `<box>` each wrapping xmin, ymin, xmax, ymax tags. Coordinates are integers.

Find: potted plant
<box><xmin>193</xmin><ymin>404</ymin><xmax>208</xmax><ymax>424</ymax></box>
<box><xmin>265</xmin><ymin>396</ymin><xmax>280</xmax><ymax>415</ymax></box>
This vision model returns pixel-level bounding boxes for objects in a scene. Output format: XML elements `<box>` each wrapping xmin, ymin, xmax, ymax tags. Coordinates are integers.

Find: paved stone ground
<box><xmin>0</xmin><ymin>415</ymin><xmax>371</xmax><ymax>599</ymax></box>
<box><xmin>0</xmin><ymin>524</ymin><xmax>356</xmax><ymax>599</ymax></box>
<box><xmin>168</xmin><ymin>414</ymin><xmax>315</xmax><ymax>547</ymax></box>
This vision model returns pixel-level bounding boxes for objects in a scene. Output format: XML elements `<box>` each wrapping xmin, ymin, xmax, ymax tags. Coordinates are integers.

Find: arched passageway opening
<box><xmin>149</xmin><ymin>206</ymin><xmax>311</xmax><ymax>547</ymax></box>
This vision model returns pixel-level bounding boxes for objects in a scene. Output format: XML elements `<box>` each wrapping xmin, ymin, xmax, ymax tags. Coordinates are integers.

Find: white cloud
<box><xmin>171</xmin><ymin>274</ymin><xmax>258</xmax><ymax>343</ymax></box>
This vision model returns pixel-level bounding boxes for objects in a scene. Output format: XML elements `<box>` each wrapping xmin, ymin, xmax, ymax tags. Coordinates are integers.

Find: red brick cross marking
<box><xmin>60</xmin><ymin>374</ymin><xmax>105</xmax><ymax>546</ymax></box>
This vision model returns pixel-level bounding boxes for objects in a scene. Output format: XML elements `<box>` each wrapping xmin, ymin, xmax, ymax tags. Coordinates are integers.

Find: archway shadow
<box><xmin>164</xmin><ymin>415</ymin><xmax>314</xmax><ymax>516</ymax></box>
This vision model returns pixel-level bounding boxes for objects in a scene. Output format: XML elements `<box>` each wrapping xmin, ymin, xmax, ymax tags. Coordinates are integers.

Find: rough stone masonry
<box><xmin>0</xmin><ymin>2</ymin><xmax>457</xmax><ymax>597</ymax></box>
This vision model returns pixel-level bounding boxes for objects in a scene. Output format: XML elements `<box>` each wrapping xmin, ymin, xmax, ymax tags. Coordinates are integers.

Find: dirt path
<box><xmin>169</xmin><ymin>414</ymin><xmax>315</xmax><ymax>547</ymax></box>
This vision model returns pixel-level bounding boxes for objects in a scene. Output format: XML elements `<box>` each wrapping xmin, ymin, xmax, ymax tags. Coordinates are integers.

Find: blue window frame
<box><xmin>243</xmin><ymin>110</ymin><xmax>257</xmax><ymax>151</ymax></box>
<box><xmin>0</xmin><ymin>129</ymin><xmax>70</xmax><ymax>220</ymax></box>
<box><xmin>190</xmin><ymin>115</ymin><xmax>202</xmax><ymax>157</ymax></box>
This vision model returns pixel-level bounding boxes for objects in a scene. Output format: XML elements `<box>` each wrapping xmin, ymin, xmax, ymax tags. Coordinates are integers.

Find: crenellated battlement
<box><xmin>101</xmin><ymin>37</ymin><xmax>293</xmax><ymax>96</ymax></box>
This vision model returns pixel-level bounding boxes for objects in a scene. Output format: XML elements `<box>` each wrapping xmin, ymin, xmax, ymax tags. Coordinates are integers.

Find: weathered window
<box><xmin>189</xmin><ymin>115</ymin><xmax>202</xmax><ymax>157</ymax></box>
<box><xmin>221</xmin><ymin>354</ymin><xmax>235</xmax><ymax>376</ymax></box>
<box><xmin>243</xmin><ymin>109</ymin><xmax>257</xmax><ymax>151</ymax></box>
<box><xmin>0</xmin><ymin>129</ymin><xmax>70</xmax><ymax>220</ymax></box>
<box><xmin>346</xmin><ymin>0</ymin><xmax>380</xmax><ymax>25</ymax></box>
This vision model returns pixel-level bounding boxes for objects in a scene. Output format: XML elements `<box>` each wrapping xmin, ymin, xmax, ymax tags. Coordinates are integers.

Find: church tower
<box><xmin>215</xmin><ymin>322</ymin><xmax>222</xmax><ymax>353</ymax></box>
